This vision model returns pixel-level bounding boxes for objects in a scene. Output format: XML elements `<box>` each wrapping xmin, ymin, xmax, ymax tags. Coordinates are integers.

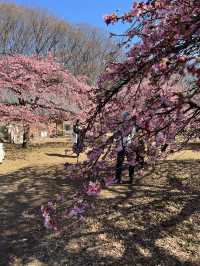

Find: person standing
<box><xmin>115</xmin><ymin>112</ymin><xmax>137</xmax><ymax>184</ymax></box>
<box><xmin>72</xmin><ymin>119</ymin><xmax>84</xmax><ymax>157</ymax></box>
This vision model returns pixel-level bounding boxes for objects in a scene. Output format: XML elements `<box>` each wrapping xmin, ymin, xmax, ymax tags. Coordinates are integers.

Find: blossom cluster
<box><xmin>0</xmin><ymin>54</ymin><xmax>92</xmax><ymax>123</ymax></box>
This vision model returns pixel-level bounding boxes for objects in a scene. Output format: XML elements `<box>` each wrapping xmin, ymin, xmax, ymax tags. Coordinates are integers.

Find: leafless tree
<box><xmin>0</xmin><ymin>3</ymin><xmax>119</xmax><ymax>83</ymax></box>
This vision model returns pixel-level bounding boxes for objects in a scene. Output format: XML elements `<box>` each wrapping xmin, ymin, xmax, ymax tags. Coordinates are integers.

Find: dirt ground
<box><xmin>0</xmin><ymin>142</ymin><xmax>200</xmax><ymax>266</ymax></box>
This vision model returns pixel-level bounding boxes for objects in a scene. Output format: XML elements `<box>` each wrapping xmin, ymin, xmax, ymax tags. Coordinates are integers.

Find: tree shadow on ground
<box><xmin>46</xmin><ymin>153</ymin><xmax>77</xmax><ymax>158</ymax></box>
<box><xmin>184</xmin><ymin>142</ymin><xmax>200</xmax><ymax>151</ymax></box>
<box><xmin>0</xmin><ymin>164</ymin><xmax>78</xmax><ymax>266</ymax></box>
<box><xmin>45</xmin><ymin>153</ymin><xmax>68</xmax><ymax>158</ymax></box>
<box><xmin>0</xmin><ymin>159</ymin><xmax>200</xmax><ymax>265</ymax></box>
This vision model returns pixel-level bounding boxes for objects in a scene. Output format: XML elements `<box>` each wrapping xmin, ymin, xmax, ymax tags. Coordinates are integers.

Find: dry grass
<box><xmin>0</xmin><ymin>146</ymin><xmax>85</xmax><ymax>175</ymax></box>
<box><xmin>169</xmin><ymin>149</ymin><xmax>200</xmax><ymax>160</ymax></box>
<box><xmin>0</xmin><ymin>143</ymin><xmax>200</xmax><ymax>266</ymax></box>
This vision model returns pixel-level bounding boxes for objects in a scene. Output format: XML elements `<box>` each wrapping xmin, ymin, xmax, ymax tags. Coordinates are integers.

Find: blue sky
<box><xmin>13</xmin><ymin>0</ymin><xmax>133</xmax><ymax>33</ymax></box>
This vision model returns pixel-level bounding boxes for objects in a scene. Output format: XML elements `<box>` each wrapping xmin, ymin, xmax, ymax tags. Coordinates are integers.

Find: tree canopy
<box><xmin>0</xmin><ymin>54</ymin><xmax>91</xmax><ymax>123</ymax></box>
<box><xmin>84</xmin><ymin>0</ymin><xmax>200</xmax><ymax>165</ymax></box>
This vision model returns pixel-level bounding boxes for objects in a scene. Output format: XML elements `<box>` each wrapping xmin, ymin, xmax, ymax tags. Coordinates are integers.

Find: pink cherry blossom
<box><xmin>85</xmin><ymin>181</ymin><xmax>101</xmax><ymax>196</ymax></box>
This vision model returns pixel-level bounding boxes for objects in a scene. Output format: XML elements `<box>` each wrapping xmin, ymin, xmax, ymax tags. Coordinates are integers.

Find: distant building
<box><xmin>0</xmin><ymin>88</ymin><xmax>79</xmax><ymax>144</ymax></box>
<box><xmin>0</xmin><ymin>120</ymin><xmax>73</xmax><ymax>144</ymax></box>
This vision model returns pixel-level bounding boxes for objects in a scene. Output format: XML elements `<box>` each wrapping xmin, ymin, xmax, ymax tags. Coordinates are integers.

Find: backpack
<box><xmin>73</xmin><ymin>124</ymin><xmax>79</xmax><ymax>134</ymax></box>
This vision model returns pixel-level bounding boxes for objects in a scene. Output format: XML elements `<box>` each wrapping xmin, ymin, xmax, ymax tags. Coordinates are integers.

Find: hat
<box><xmin>122</xmin><ymin>111</ymin><xmax>130</xmax><ymax>119</ymax></box>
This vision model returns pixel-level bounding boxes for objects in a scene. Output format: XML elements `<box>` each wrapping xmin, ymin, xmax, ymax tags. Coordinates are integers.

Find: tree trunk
<box><xmin>22</xmin><ymin>125</ymin><xmax>30</xmax><ymax>148</ymax></box>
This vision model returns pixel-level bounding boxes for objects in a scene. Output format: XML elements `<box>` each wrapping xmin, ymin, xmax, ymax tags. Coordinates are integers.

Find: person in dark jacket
<box><xmin>115</xmin><ymin>112</ymin><xmax>138</xmax><ymax>184</ymax></box>
<box><xmin>72</xmin><ymin>119</ymin><xmax>84</xmax><ymax>156</ymax></box>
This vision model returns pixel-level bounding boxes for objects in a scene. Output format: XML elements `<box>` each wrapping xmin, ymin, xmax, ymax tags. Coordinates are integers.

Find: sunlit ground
<box><xmin>0</xmin><ymin>141</ymin><xmax>200</xmax><ymax>266</ymax></box>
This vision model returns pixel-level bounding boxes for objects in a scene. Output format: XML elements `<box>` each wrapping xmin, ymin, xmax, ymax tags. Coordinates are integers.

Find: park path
<box><xmin>0</xmin><ymin>146</ymin><xmax>200</xmax><ymax>265</ymax></box>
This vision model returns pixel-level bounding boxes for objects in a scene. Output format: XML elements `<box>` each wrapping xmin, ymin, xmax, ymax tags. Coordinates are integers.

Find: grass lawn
<box><xmin>0</xmin><ymin>142</ymin><xmax>200</xmax><ymax>266</ymax></box>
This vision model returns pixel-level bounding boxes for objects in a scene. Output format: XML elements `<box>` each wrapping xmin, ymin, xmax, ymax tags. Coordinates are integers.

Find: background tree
<box><xmin>0</xmin><ymin>2</ymin><xmax>119</xmax><ymax>83</ymax></box>
<box><xmin>0</xmin><ymin>54</ymin><xmax>91</xmax><ymax>148</ymax></box>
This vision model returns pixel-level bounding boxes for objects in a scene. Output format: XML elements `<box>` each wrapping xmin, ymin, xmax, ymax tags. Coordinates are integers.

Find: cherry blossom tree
<box><xmin>41</xmin><ymin>0</ymin><xmax>200</xmax><ymax>231</ymax></box>
<box><xmin>0</xmin><ymin>54</ymin><xmax>92</xmax><ymax>121</ymax></box>
<box><xmin>84</xmin><ymin>0</ymin><xmax>200</xmax><ymax>164</ymax></box>
<box><xmin>0</xmin><ymin>54</ymin><xmax>91</xmax><ymax>146</ymax></box>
